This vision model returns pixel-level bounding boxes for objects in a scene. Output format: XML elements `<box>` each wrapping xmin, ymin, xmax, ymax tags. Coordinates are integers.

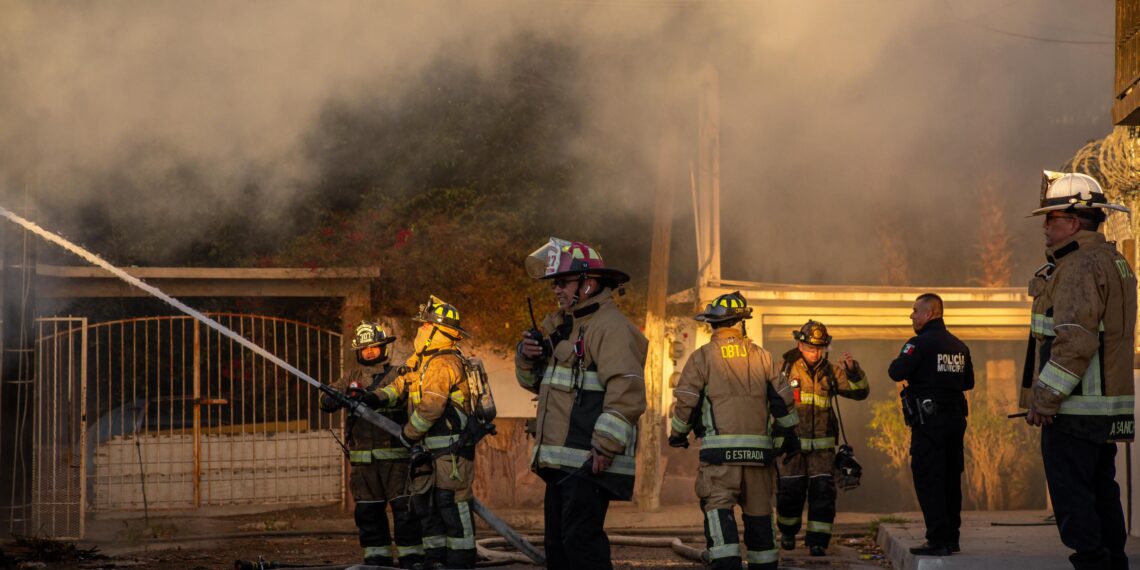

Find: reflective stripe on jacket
<box><xmin>782</xmin><ymin>350</ymin><xmax>869</xmax><ymax>449</ymax></box>
<box><xmin>669</xmin><ymin>327</ymin><xmax>798</xmax><ymax>466</ymax></box>
<box><xmin>515</xmin><ymin>289</ymin><xmax>648</xmax><ymax>500</ymax></box>
<box><xmin>1022</xmin><ymin>230</ymin><xmax>1137</xmax><ymax>442</ymax></box>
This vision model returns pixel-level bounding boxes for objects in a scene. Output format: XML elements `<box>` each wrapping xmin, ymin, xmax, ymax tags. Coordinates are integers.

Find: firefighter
<box><xmin>888</xmin><ymin>293</ymin><xmax>974</xmax><ymax>557</ymax></box>
<box><xmin>1022</xmin><ymin>171</ymin><xmax>1136</xmax><ymax>570</ymax></box>
<box><xmin>515</xmin><ymin>238</ymin><xmax>648</xmax><ymax>570</ymax></box>
<box><xmin>776</xmin><ymin>320</ymin><xmax>869</xmax><ymax>556</ymax></box>
<box><xmin>377</xmin><ymin>296</ymin><xmax>477</xmax><ymax>569</ymax></box>
<box><xmin>668</xmin><ymin>291</ymin><xmax>800</xmax><ymax>570</ymax></box>
<box><xmin>319</xmin><ymin>321</ymin><xmax>423</xmax><ymax>568</ymax></box>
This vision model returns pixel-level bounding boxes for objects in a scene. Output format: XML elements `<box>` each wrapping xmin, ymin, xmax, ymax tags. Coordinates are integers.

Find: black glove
<box><xmin>318</xmin><ymin>394</ymin><xmax>342</xmax><ymax>413</ymax></box>
<box><xmin>777</xmin><ymin>430</ymin><xmax>801</xmax><ymax>464</ymax></box>
<box><xmin>346</xmin><ymin>381</ymin><xmax>382</xmax><ymax>408</ymax></box>
<box><xmin>667</xmin><ymin>433</ymin><xmax>690</xmax><ymax>449</ymax></box>
<box><xmin>409</xmin><ymin>444</ymin><xmax>432</xmax><ymax>469</ymax></box>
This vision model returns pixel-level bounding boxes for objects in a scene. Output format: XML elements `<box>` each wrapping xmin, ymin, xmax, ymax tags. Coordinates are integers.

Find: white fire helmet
<box><xmin>1029</xmin><ymin>170</ymin><xmax>1130</xmax><ymax>216</ymax></box>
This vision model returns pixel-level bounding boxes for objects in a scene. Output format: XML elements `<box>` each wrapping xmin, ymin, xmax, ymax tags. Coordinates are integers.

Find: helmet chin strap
<box><xmin>571</xmin><ymin>273</ymin><xmax>588</xmax><ymax>306</ymax></box>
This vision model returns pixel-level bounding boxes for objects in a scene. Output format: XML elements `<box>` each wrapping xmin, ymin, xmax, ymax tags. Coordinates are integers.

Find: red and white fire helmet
<box><xmin>524</xmin><ymin>237</ymin><xmax>630</xmax><ymax>285</ymax></box>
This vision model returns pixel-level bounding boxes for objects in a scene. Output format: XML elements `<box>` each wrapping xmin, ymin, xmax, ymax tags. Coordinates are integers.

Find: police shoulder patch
<box><xmin>901</xmin><ymin>343</ymin><xmax>916</xmax><ymax>355</ymax></box>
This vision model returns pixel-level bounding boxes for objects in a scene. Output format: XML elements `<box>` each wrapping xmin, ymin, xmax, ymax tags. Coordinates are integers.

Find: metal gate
<box><xmin>34</xmin><ymin>313</ymin><xmax>346</xmax><ymax>536</ymax></box>
<box><xmin>32</xmin><ymin>317</ymin><xmax>87</xmax><ymax>539</ymax></box>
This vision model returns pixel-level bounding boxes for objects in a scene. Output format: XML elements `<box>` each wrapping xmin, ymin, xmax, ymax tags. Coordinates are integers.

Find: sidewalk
<box><xmin>877</xmin><ymin>511</ymin><xmax>1140</xmax><ymax>570</ymax></box>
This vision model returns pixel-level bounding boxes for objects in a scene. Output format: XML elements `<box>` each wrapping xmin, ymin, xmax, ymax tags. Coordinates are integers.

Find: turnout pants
<box><xmin>776</xmin><ymin>449</ymin><xmax>837</xmax><ymax>548</ymax></box>
<box><xmin>1042</xmin><ymin>425</ymin><xmax>1128</xmax><ymax>570</ymax></box>
<box><xmin>909</xmin><ymin>411</ymin><xmax>965</xmax><ymax>549</ymax></box>
<box><xmin>540</xmin><ymin>468</ymin><xmax>614</xmax><ymax>570</ymax></box>
<box><xmin>349</xmin><ymin>460</ymin><xmax>424</xmax><ymax>567</ymax></box>
<box><xmin>696</xmin><ymin>463</ymin><xmax>779</xmax><ymax>570</ymax></box>
<box><xmin>411</xmin><ymin>454</ymin><xmax>477</xmax><ymax>569</ymax></box>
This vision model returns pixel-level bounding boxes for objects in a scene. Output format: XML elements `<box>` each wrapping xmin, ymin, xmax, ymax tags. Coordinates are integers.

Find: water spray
<box><xmin>0</xmin><ymin>206</ymin><xmax>545</xmax><ymax>565</ymax></box>
<box><xmin>0</xmin><ymin>206</ymin><xmax>407</xmax><ymax>434</ymax></box>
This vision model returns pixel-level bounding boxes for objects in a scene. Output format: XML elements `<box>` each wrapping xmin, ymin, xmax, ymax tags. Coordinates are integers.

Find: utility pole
<box><xmin>695</xmin><ymin>65</ymin><xmax>721</xmax><ymax>308</ymax></box>
<box><xmin>636</xmin><ymin>135</ymin><xmax>677</xmax><ymax>511</ymax></box>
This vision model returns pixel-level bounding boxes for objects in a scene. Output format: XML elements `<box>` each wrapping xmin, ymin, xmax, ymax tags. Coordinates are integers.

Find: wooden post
<box><xmin>636</xmin><ymin>136</ymin><xmax>676</xmax><ymax>511</ymax></box>
<box><xmin>697</xmin><ymin>64</ymin><xmax>721</xmax><ymax>288</ymax></box>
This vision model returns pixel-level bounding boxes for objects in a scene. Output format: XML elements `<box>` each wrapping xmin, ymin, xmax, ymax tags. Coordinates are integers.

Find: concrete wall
<box><xmin>92</xmin><ymin>431</ymin><xmax>342</xmax><ymax>511</ymax></box>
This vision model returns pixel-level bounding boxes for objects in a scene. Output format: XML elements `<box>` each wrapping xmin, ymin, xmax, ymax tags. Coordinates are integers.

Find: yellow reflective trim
<box><xmin>595</xmin><ymin>412</ymin><xmax>635</xmax><ymax>447</ymax></box>
<box><xmin>423</xmin><ymin>535</ymin><xmax>446</xmax><ymax>549</ymax></box>
<box><xmin>807</xmin><ymin>520</ymin><xmax>833</xmax><ymax>534</ymax></box>
<box><xmin>1057</xmin><ymin>394</ymin><xmax>1135</xmax><ymax>416</ymax></box>
<box><xmin>349</xmin><ymin>450</ymin><xmax>373</xmax><ymax>464</ymax></box>
<box><xmin>424</xmin><ymin>434</ymin><xmax>461</xmax><ymax>450</ymax></box>
<box><xmin>671</xmin><ymin>415</ymin><xmax>691</xmax><ymax>434</ymax></box>
<box><xmin>450</xmin><ymin>389</ymin><xmax>466</xmax><ymax>406</ymax></box>
<box><xmin>410</xmin><ymin>410</ymin><xmax>434</xmax><ymax>433</ymax></box>
<box><xmin>777</xmin><ymin>515</ymin><xmax>800</xmax><ymax>527</ymax></box>
<box><xmin>363</xmin><ymin>545</ymin><xmax>391</xmax><ymax>558</ymax></box>
<box><xmin>396</xmin><ymin>544</ymin><xmax>424</xmax><ymax>556</ymax></box>
<box><xmin>708</xmin><ymin>544</ymin><xmax>741</xmax><ymax>560</ymax></box>
<box><xmin>701</xmin><ymin>434</ymin><xmax>774</xmax><ymax>449</ymax></box>
<box><xmin>372</xmin><ymin>447</ymin><xmax>410</xmax><ymax>460</ymax></box>
<box><xmin>746</xmin><ymin>548</ymin><xmax>778</xmax><ymax>564</ymax></box>
<box><xmin>534</xmin><ymin>444</ymin><xmax>636</xmax><ymax>476</ymax></box>
<box><xmin>775</xmin><ymin>411</ymin><xmax>799</xmax><ymax>428</ymax></box>
<box><xmin>1039</xmin><ymin>361</ymin><xmax>1081</xmax><ymax>396</ymax></box>
<box><xmin>801</xmin><ymin>437</ymin><xmax>836</xmax><ymax>451</ymax></box>
<box><xmin>380</xmin><ymin>385</ymin><xmax>400</xmax><ymax>401</ymax></box>
<box><xmin>800</xmin><ymin>392</ymin><xmax>831</xmax><ymax>408</ymax></box>
<box><xmin>544</xmin><ymin>365</ymin><xmax>604</xmax><ymax>391</ymax></box>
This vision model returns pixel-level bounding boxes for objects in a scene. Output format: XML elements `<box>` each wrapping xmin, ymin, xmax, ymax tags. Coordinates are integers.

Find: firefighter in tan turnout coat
<box><xmin>319</xmin><ymin>321</ymin><xmax>423</xmax><ymax>568</ymax></box>
<box><xmin>1022</xmin><ymin>171</ymin><xmax>1137</xmax><ymax>570</ymax></box>
<box><xmin>668</xmin><ymin>291</ymin><xmax>800</xmax><ymax>570</ymax></box>
<box><xmin>377</xmin><ymin>296</ymin><xmax>477</xmax><ymax>569</ymax></box>
<box><xmin>776</xmin><ymin>320</ymin><xmax>869</xmax><ymax>556</ymax></box>
<box><xmin>516</xmin><ymin>238</ymin><xmax>648</xmax><ymax>570</ymax></box>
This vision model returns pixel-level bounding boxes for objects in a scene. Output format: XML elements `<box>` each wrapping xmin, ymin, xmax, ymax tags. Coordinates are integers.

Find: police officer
<box><xmin>319</xmin><ymin>321</ymin><xmax>424</xmax><ymax>568</ymax></box>
<box><xmin>515</xmin><ymin>238</ymin><xmax>648</xmax><ymax>570</ymax></box>
<box><xmin>668</xmin><ymin>291</ymin><xmax>800</xmax><ymax>570</ymax></box>
<box><xmin>377</xmin><ymin>296</ymin><xmax>478</xmax><ymax>569</ymax></box>
<box><xmin>776</xmin><ymin>320</ymin><xmax>869</xmax><ymax>557</ymax></box>
<box><xmin>888</xmin><ymin>293</ymin><xmax>973</xmax><ymax>557</ymax></box>
<box><xmin>1022</xmin><ymin>171</ymin><xmax>1136</xmax><ymax>570</ymax></box>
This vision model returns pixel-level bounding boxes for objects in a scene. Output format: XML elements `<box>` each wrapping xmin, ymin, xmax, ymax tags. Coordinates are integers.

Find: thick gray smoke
<box><xmin>0</xmin><ymin>0</ymin><xmax>1116</xmax><ymax>285</ymax></box>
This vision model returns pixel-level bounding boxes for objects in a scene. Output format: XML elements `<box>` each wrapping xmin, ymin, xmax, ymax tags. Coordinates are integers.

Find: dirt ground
<box><xmin>1</xmin><ymin>505</ymin><xmax>892</xmax><ymax>569</ymax></box>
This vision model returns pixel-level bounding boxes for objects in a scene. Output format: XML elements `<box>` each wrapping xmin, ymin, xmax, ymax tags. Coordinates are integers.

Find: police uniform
<box><xmin>888</xmin><ymin>317</ymin><xmax>974</xmax><ymax>552</ymax></box>
<box><xmin>670</xmin><ymin>327</ymin><xmax>798</xmax><ymax>570</ymax></box>
<box><xmin>1023</xmin><ymin>230</ymin><xmax>1137</xmax><ymax>570</ymax></box>
<box><xmin>321</xmin><ymin>365</ymin><xmax>424</xmax><ymax>568</ymax></box>
<box><xmin>776</xmin><ymin>350</ymin><xmax>868</xmax><ymax>551</ymax></box>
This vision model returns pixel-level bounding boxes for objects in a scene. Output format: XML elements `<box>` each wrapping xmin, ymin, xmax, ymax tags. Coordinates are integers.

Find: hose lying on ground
<box><xmin>476</xmin><ymin>534</ymin><xmax>707</xmax><ymax>565</ymax></box>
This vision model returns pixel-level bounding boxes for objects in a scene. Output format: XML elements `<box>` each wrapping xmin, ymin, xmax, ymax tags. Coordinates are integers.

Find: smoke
<box><xmin>0</xmin><ymin>0</ymin><xmax>1116</xmax><ymax>285</ymax></box>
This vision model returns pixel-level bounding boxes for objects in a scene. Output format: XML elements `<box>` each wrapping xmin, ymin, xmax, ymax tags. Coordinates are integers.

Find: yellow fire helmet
<box><xmin>1030</xmin><ymin>170</ymin><xmax>1130</xmax><ymax>217</ymax></box>
<box><xmin>694</xmin><ymin>291</ymin><xmax>753</xmax><ymax>324</ymax></box>
<box><xmin>414</xmin><ymin>295</ymin><xmax>468</xmax><ymax>338</ymax></box>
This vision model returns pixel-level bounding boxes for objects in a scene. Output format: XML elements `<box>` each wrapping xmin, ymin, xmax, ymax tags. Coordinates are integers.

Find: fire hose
<box><xmin>0</xmin><ymin>206</ymin><xmax>543</xmax><ymax>566</ymax></box>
